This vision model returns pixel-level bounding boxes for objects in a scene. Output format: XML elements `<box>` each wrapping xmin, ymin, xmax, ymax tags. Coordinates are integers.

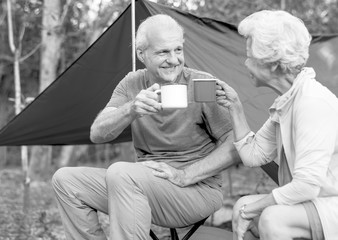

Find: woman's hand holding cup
<box><xmin>215</xmin><ymin>79</ymin><xmax>240</xmax><ymax>110</ymax></box>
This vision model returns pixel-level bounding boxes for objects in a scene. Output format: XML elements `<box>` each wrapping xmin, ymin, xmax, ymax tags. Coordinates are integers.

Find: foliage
<box><xmin>0</xmin><ymin>168</ymin><xmax>64</xmax><ymax>240</ymax></box>
<box><xmin>154</xmin><ymin>0</ymin><xmax>338</xmax><ymax>34</ymax></box>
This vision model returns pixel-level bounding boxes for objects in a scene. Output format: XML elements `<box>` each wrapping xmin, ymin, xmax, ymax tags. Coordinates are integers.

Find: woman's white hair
<box><xmin>238</xmin><ymin>10</ymin><xmax>312</xmax><ymax>74</ymax></box>
<box><xmin>135</xmin><ymin>14</ymin><xmax>184</xmax><ymax>51</ymax></box>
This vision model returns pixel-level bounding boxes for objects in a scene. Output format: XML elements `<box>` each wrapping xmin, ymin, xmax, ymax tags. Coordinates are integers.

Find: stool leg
<box><xmin>170</xmin><ymin>228</ymin><xmax>179</xmax><ymax>240</ymax></box>
<box><xmin>150</xmin><ymin>230</ymin><xmax>160</xmax><ymax>240</ymax></box>
<box><xmin>151</xmin><ymin>218</ymin><xmax>208</xmax><ymax>240</ymax></box>
<box><xmin>181</xmin><ymin>218</ymin><xmax>207</xmax><ymax>240</ymax></box>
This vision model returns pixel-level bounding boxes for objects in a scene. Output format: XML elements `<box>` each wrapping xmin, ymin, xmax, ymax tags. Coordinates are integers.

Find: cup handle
<box><xmin>154</xmin><ymin>89</ymin><xmax>161</xmax><ymax>102</ymax></box>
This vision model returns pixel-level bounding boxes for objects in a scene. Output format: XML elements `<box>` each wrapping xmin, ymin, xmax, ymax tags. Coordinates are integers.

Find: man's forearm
<box><xmin>90</xmin><ymin>102</ymin><xmax>136</xmax><ymax>143</ymax></box>
<box><xmin>183</xmin><ymin>132</ymin><xmax>241</xmax><ymax>186</ymax></box>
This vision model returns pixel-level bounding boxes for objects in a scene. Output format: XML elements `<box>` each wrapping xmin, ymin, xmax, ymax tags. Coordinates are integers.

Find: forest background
<box><xmin>0</xmin><ymin>0</ymin><xmax>337</xmax><ymax>239</ymax></box>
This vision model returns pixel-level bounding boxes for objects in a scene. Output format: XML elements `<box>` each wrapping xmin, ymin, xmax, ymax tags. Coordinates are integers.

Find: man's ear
<box><xmin>137</xmin><ymin>49</ymin><xmax>144</xmax><ymax>63</ymax></box>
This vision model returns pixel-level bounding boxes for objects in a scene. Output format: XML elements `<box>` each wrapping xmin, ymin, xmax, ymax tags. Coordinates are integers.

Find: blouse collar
<box><xmin>269</xmin><ymin>67</ymin><xmax>316</xmax><ymax>122</ymax></box>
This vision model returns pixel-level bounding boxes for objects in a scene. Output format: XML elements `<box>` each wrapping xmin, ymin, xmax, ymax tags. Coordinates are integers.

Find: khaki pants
<box><xmin>52</xmin><ymin>162</ymin><xmax>223</xmax><ymax>240</ymax></box>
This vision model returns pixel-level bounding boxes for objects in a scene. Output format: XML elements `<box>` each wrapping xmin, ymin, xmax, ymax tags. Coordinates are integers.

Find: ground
<box><xmin>0</xmin><ymin>165</ymin><xmax>276</xmax><ymax>240</ymax></box>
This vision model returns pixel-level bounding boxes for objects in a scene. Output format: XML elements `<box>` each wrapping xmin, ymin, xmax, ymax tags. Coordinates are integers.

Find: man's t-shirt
<box><xmin>106</xmin><ymin>67</ymin><xmax>233</xmax><ymax>188</ymax></box>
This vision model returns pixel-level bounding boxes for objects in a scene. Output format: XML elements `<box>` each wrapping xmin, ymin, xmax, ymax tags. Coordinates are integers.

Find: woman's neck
<box><xmin>270</xmin><ymin>72</ymin><xmax>297</xmax><ymax>96</ymax></box>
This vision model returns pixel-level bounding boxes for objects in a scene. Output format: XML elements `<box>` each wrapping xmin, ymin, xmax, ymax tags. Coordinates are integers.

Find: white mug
<box><xmin>155</xmin><ymin>84</ymin><xmax>188</xmax><ymax>109</ymax></box>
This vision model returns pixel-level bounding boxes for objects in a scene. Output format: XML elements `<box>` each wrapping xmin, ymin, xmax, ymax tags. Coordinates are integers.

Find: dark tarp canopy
<box><xmin>1</xmin><ymin>0</ymin><xmax>338</xmax><ymax>183</ymax></box>
<box><xmin>0</xmin><ymin>0</ymin><xmax>248</xmax><ymax>146</ymax></box>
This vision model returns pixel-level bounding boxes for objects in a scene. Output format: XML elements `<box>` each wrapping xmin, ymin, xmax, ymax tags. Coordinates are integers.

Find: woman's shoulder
<box><xmin>297</xmin><ymin>77</ymin><xmax>338</xmax><ymax>114</ymax></box>
<box><xmin>302</xmin><ymin>78</ymin><xmax>338</xmax><ymax>102</ymax></box>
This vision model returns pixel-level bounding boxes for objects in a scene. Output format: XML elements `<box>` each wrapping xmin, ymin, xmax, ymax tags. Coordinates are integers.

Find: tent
<box><xmin>1</xmin><ymin>0</ymin><xmax>338</xmax><ymax>183</ymax></box>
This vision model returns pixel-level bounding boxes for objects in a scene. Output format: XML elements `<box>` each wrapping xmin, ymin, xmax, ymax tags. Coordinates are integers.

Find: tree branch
<box><xmin>59</xmin><ymin>0</ymin><xmax>73</xmax><ymax>26</ymax></box>
<box><xmin>0</xmin><ymin>54</ymin><xmax>13</xmax><ymax>62</ymax></box>
<box><xmin>6</xmin><ymin>0</ymin><xmax>16</xmax><ymax>53</ymax></box>
<box><xmin>20</xmin><ymin>43</ymin><xmax>41</xmax><ymax>62</ymax></box>
<box><xmin>0</xmin><ymin>5</ymin><xmax>6</xmax><ymax>26</ymax></box>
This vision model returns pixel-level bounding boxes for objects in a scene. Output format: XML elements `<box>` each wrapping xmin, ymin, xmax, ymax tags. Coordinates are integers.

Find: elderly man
<box><xmin>52</xmin><ymin>14</ymin><xmax>239</xmax><ymax>240</ymax></box>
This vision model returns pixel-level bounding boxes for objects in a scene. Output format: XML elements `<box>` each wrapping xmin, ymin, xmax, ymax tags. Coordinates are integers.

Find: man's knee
<box><xmin>52</xmin><ymin>167</ymin><xmax>88</xmax><ymax>193</ymax></box>
<box><xmin>106</xmin><ymin>162</ymin><xmax>138</xmax><ymax>186</ymax></box>
<box><xmin>52</xmin><ymin>167</ymin><xmax>73</xmax><ymax>188</ymax></box>
<box><xmin>52</xmin><ymin>167</ymin><xmax>82</xmax><ymax>199</ymax></box>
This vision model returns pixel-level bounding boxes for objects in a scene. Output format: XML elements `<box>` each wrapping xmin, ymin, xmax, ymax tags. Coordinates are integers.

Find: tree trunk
<box><xmin>56</xmin><ymin>145</ymin><xmax>88</xmax><ymax>167</ymax></box>
<box><xmin>0</xmin><ymin>63</ymin><xmax>8</xmax><ymax>167</ymax></box>
<box><xmin>57</xmin><ymin>145</ymin><xmax>75</xmax><ymax>167</ymax></box>
<box><xmin>0</xmin><ymin>147</ymin><xmax>7</xmax><ymax>167</ymax></box>
<box><xmin>7</xmin><ymin>0</ymin><xmax>31</xmax><ymax>219</ymax></box>
<box><xmin>29</xmin><ymin>146</ymin><xmax>52</xmax><ymax>180</ymax></box>
<box><xmin>39</xmin><ymin>0</ymin><xmax>63</xmax><ymax>92</ymax></box>
<box><xmin>29</xmin><ymin>0</ymin><xmax>63</xmax><ymax>179</ymax></box>
<box><xmin>281</xmin><ymin>0</ymin><xmax>286</xmax><ymax>10</ymax></box>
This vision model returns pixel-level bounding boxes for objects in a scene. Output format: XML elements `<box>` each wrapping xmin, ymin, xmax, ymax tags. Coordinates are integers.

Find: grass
<box><xmin>0</xmin><ymin>168</ymin><xmax>64</xmax><ymax>240</ymax></box>
<box><xmin>0</xmin><ymin>164</ymin><xmax>276</xmax><ymax>240</ymax></box>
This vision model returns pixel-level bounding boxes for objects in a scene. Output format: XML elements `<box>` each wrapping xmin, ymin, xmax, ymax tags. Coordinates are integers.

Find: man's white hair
<box><xmin>135</xmin><ymin>14</ymin><xmax>185</xmax><ymax>51</ymax></box>
<box><xmin>238</xmin><ymin>10</ymin><xmax>312</xmax><ymax>74</ymax></box>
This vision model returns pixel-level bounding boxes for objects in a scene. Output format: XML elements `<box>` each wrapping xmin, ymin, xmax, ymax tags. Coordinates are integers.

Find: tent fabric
<box><xmin>2</xmin><ymin>0</ymin><xmax>337</xmax><ymax>147</ymax></box>
<box><xmin>0</xmin><ymin>0</ymin><xmax>338</xmax><ymax>182</ymax></box>
<box><xmin>0</xmin><ymin>0</ymin><xmax>251</xmax><ymax>146</ymax></box>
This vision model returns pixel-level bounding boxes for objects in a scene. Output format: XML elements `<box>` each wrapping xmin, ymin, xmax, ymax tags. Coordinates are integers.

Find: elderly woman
<box><xmin>216</xmin><ymin>10</ymin><xmax>338</xmax><ymax>240</ymax></box>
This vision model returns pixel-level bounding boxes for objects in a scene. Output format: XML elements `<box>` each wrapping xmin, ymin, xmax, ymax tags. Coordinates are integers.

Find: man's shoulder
<box><xmin>118</xmin><ymin>69</ymin><xmax>147</xmax><ymax>88</ymax></box>
<box><xmin>123</xmin><ymin>69</ymin><xmax>146</xmax><ymax>81</ymax></box>
<box><xmin>115</xmin><ymin>69</ymin><xmax>146</xmax><ymax>93</ymax></box>
<box><xmin>183</xmin><ymin>67</ymin><xmax>216</xmax><ymax>79</ymax></box>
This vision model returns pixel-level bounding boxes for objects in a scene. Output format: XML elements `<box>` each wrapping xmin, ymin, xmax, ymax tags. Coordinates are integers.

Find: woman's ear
<box><xmin>270</xmin><ymin>63</ymin><xmax>279</xmax><ymax>72</ymax></box>
<box><xmin>137</xmin><ymin>49</ymin><xmax>144</xmax><ymax>63</ymax></box>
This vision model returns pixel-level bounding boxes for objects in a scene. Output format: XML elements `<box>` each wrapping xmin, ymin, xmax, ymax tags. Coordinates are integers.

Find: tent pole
<box><xmin>131</xmin><ymin>0</ymin><xmax>136</xmax><ymax>72</ymax></box>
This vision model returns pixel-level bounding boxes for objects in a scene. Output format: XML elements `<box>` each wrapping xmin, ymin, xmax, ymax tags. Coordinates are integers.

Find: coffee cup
<box><xmin>155</xmin><ymin>84</ymin><xmax>188</xmax><ymax>109</ymax></box>
<box><xmin>193</xmin><ymin>78</ymin><xmax>216</xmax><ymax>102</ymax></box>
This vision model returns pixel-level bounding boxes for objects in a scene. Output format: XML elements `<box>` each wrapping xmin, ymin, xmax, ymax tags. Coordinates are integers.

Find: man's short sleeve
<box><xmin>202</xmin><ymin>103</ymin><xmax>233</xmax><ymax>143</ymax></box>
<box><xmin>106</xmin><ymin>72</ymin><xmax>135</xmax><ymax>108</ymax></box>
<box><xmin>185</xmin><ymin>68</ymin><xmax>233</xmax><ymax>144</ymax></box>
